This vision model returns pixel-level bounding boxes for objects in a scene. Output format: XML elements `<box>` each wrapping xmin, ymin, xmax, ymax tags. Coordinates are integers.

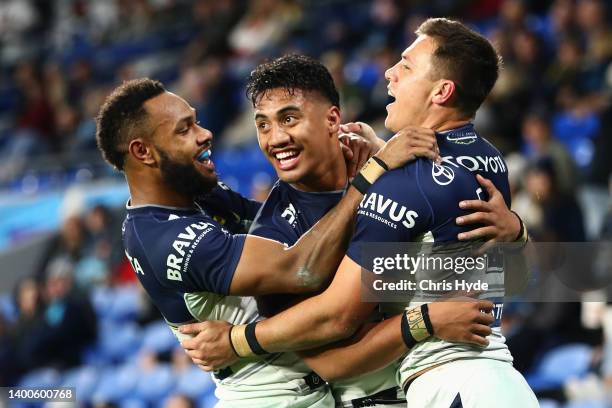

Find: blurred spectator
<box><xmin>522</xmin><ymin>109</ymin><xmax>578</xmax><ymax>193</ymax></box>
<box><xmin>586</xmin><ymin>104</ymin><xmax>612</xmax><ymax>186</ymax></box>
<box><xmin>540</xmin><ymin>0</ymin><xmax>577</xmax><ymax>51</ymax></box>
<box><xmin>601</xmin><ymin>177</ymin><xmax>612</xmax><ymax>241</ymax></box>
<box><xmin>54</xmin><ymin>104</ymin><xmax>80</xmax><ymax>152</ymax></box>
<box><xmin>544</xmin><ymin>34</ymin><xmax>584</xmax><ymax>97</ymax></box>
<box><xmin>182</xmin><ymin>0</ymin><xmax>244</xmax><ymax>65</ymax></box>
<box><xmin>38</xmin><ymin>215</ymin><xmax>86</xmax><ymax>280</ymax></box>
<box><xmin>175</xmin><ymin>59</ymin><xmax>242</xmax><ymax>137</ymax></box>
<box><xmin>47</xmin><ymin>204</ymin><xmax>123</xmax><ymax>290</ymax></box>
<box><xmin>14</xmin><ymin>61</ymin><xmax>56</xmax><ymax>149</ymax></box>
<box><xmin>17</xmin><ymin>257</ymin><xmax>97</xmax><ymax>371</ymax></box>
<box><xmin>0</xmin><ymin>314</ymin><xmax>17</xmax><ymax>386</ymax></box>
<box><xmin>321</xmin><ymin>51</ymin><xmax>366</xmax><ymax>123</ymax></box>
<box><xmin>10</xmin><ymin>276</ymin><xmax>43</xmax><ymax>378</ymax></box>
<box><xmin>68</xmin><ymin>87</ymin><xmax>106</xmax><ymax>155</ymax></box>
<box><xmin>514</xmin><ymin>158</ymin><xmax>586</xmax><ymax>241</ymax></box>
<box><xmin>576</xmin><ymin>0</ymin><xmax>612</xmax><ymax>68</ymax></box>
<box><xmin>229</xmin><ymin>0</ymin><xmax>302</xmax><ymax>56</ymax></box>
<box><xmin>0</xmin><ymin>2</ymin><xmax>609</xmax><ymax>405</ymax></box>
<box><xmin>83</xmin><ymin>205</ymin><xmax>120</xmax><ymax>258</ymax></box>
<box><xmin>165</xmin><ymin>394</ymin><xmax>195</xmax><ymax>408</ymax></box>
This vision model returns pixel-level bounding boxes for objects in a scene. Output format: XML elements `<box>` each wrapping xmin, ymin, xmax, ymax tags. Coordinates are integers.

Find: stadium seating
<box><xmin>527</xmin><ymin>344</ymin><xmax>593</xmax><ymax>391</ymax></box>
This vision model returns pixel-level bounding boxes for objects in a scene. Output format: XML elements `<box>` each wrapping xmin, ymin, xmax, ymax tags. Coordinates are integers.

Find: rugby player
<box><xmin>179</xmin><ymin>19</ymin><xmax>538</xmax><ymax>408</ymax></box>
<box><xmin>182</xmin><ymin>55</ymin><xmax>523</xmax><ymax>408</ymax></box>
<box><xmin>95</xmin><ymin>78</ymin><xmax>502</xmax><ymax>407</ymax></box>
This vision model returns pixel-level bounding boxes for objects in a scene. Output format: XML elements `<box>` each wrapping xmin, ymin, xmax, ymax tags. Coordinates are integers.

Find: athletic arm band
<box><xmin>351</xmin><ymin>156</ymin><xmax>389</xmax><ymax>194</ymax></box>
<box><xmin>401</xmin><ymin>304</ymin><xmax>434</xmax><ymax>349</ymax></box>
<box><xmin>510</xmin><ymin>211</ymin><xmax>529</xmax><ymax>249</ymax></box>
<box><xmin>228</xmin><ymin>326</ymin><xmax>239</xmax><ymax>357</ymax></box>
<box><xmin>229</xmin><ymin>322</ymin><xmax>268</xmax><ymax>358</ymax></box>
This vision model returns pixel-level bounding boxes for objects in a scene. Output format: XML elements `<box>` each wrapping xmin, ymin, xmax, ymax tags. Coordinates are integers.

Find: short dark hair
<box><xmin>96</xmin><ymin>78</ymin><xmax>166</xmax><ymax>171</ymax></box>
<box><xmin>246</xmin><ymin>54</ymin><xmax>340</xmax><ymax>108</ymax></box>
<box><xmin>416</xmin><ymin>18</ymin><xmax>501</xmax><ymax>117</ymax></box>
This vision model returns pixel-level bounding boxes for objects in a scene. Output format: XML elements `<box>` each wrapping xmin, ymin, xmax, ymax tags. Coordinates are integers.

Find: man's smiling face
<box><xmin>254</xmin><ymin>88</ymin><xmax>341</xmax><ymax>189</ymax></box>
<box><xmin>145</xmin><ymin>91</ymin><xmax>218</xmax><ymax>197</ymax></box>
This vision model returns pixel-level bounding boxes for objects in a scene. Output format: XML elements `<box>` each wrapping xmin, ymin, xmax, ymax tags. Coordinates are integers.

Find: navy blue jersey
<box><xmin>438</xmin><ymin>123</ymin><xmax>510</xmax><ymax>206</ymax></box>
<box><xmin>250</xmin><ymin>181</ymin><xmax>343</xmax><ymax>244</ymax></box>
<box><xmin>347</xmin><ymin>123</ymin><xmax>511</xmax><ymax>262</ymax></box>
<box><xmin>196</xmin><ymin>181</ymin><xmax>262</xmax><ymax>234</ymax></box>
<box><xmin>249</xmin><ymin>181</ymin><xmax>344</xmax><ymax>316</ymax></box>
<box><xmin>122</xmin><ymin>182</ymin><xmax>261</xmax><ymax>324</ymax></box>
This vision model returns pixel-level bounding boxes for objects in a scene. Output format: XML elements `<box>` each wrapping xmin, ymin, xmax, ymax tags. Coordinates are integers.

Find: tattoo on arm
<box><xmin>296</xmin><ymin>266</ymin><xmax>319</xmax><ymax>288</ymax></box>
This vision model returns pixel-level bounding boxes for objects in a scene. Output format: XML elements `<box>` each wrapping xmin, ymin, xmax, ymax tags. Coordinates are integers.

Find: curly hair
<box><xmin>95</xmin><ymin>78</ymin><xmax>165</xmax><ymax>171</ymax></box>
<box><xmin>246</xmin><ymin>54</ymin><xmax>340</xmax><ymax>108</ymax></box>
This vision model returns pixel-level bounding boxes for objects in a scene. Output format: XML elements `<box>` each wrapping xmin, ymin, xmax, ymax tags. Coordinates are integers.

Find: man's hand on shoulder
<box><xmin>375</xmin><ymin>126</ymin><xmax>440</xmax><ymax>170</ymax></box>
<box><xmin>340</xmin><ymin>122</ymin><xmax>440</xmax><ymax>177</ymax></box>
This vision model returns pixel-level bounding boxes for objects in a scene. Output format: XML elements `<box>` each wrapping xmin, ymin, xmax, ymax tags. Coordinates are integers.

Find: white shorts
<box><xmin>214</xmin><ymin>387</ymin><xmax>335</xmax><ymax>408</ymax></box>
<box><xmin>404</xmin><ymin>359</ymin><xmax>539</xmax><ymax>408</ymax></box>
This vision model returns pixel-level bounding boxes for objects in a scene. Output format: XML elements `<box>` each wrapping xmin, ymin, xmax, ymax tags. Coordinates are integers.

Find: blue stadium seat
<box><xmin>527</xmin><ymin>344</ymin><xmax>593</xmax><ymax>391</ymax></box>
<box><xmin>199</xmin><ymin>391</ymin><xmax>219</xmax><ymax>408</ymax></box>
<box><xmin>133</xmin><ymin>363</ymin><xmax>175</xmax><ymax>403</ymax></box>
<box><xmin>539</xmin><ymin>399</ymin><xmax>560</xmax><ymax>408</ymax></box>
<box><xmin>91</xmin><ymin>363</ymin><xmax>140</xmax><ymax>403</ymax></box>
<box><xmin>61</xmin><ymin>366</ymin><xmax>100</xmax><ymax>402</ymax></box>
<box><xmin>245</xmin><ymin>143</ymin><xmax>271</xmax><ymax>166</ymax></box>
<box><xmin>81</xmin><ymin>343</ymin><xmax>108</xmax><ymax>367</ymax></box>
<box><xmin>91</xmin><ymin>286</ymin><xmax>116</xmax><ymax>321</ymax></box>
<box><xmin>98</xmin><ymin>321</ymin><xmax>143</xmax><ymax>362</ymax></box>
<box><xmin>141</xmin><ymin>320</ymin><xmax>177</xmax><ymax>354</ymax></box>
<box><xmin>120</xmin><ymin>397</ymin><xmax>148</xmax><ymax>408</ymax></box>
<box><xmin>18</xmin><ymin>368</ymin><xmax>61</xmax><ymax>389</ymax></box>
<box><xmin>108</xmin><ymin>285</ymin><xmax>141</xmax><ymax>322</ymax></box>
<box><xmin>174</xmin><ymin>366</ymin><xmax>215</xmax><ymax>399</ymax></box>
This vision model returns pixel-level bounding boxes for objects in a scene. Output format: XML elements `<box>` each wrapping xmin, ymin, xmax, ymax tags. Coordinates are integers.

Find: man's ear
<box><xmin>327</xmin><ymin>105</ymin><xmax>341</xmax><ymax>136</ymax></box>
<box><xmin>128</xmin><ymin>138</ymin><xmax>156</xmax><ymax>166</ymax></box>
<box><xmin>431</xmin><ymin>79</ymin><xmax>456</xmax><ymax>105</ymax></box>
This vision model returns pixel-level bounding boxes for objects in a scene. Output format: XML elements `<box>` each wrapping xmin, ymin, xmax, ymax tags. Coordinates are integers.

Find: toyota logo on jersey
<box><xmin>431</xmin><ymin>163</ymin><xmax>455</xmax><ymax>185</ymax></box>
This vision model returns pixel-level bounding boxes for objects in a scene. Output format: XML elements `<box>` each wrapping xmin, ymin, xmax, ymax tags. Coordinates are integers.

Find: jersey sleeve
<box><xmin>199</xmin><ymin>181</ymin><xmax>262</xmax><ymax>223</ymax></box>
<box><xmin>248</xmin><ymin>188</ymin><xmax>295</xmax><ymax>245</ymax></box>
<box><xmin>346</xmin><ymin>161</ymin><xmax>434</xmax><ymax>269</ymax></box>
<box><xmin>249</xmin><ymin>217</ymin><xmax>294</xmax><ymax>245</ymax></box>
<box><xmin>131</xmin><ymin>215</ymin><xmax>245</xmax><ymax>295</ymax></box>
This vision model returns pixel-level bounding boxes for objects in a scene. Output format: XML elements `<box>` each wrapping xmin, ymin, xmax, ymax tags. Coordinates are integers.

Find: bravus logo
<box><xmin>359</xmin><ymin>192</ymin><xmax>419</xmax><ymax>229</ymax></box>
<box><xmin>166</xmin><ymin>221</ymin><xmax>212</xmax><ymax>281</ymax></box>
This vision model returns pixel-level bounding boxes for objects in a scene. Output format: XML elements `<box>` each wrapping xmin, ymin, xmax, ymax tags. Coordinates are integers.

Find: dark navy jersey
<box><xmin>249</xmin><ymin>180</ymin><xmax>344</xmax><ymax>316</ymax></box>
<box><xmin>196</xmin><ymin>181</ymin><xmax>262</xmax><ymax>234</ymax></box>
<box><xmin>437</xmin><ymin>123</ymin><xmax>511</xmax><ymax>206</ymax></box>
<box><xmin>347</xmin><ymin>123</ymin><xmax>511</xmax><ymax>264</ymax></box>
<box><xmin>122</xmin><ymin>182</ymin><xmax>261</xmax><ymax>324</ymax></box>
<box><xmin>249</xmin><ymin>181</ymin><xmax>344</xmax><ymax>245</ymax></box>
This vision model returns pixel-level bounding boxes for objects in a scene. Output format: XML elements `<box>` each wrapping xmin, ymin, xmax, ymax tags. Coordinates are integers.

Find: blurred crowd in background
<box><xmin>0</xmin><ymin>0</ymin><xmax>611</xmax><ymax>407</ymax></box>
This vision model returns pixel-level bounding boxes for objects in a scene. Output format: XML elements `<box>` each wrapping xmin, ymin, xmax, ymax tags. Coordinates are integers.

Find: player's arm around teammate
<box><xmin>179</xmin><ymin>124</ymin><xmax>527</xmax><ymax>373</ymax></box>
<box><xmin>180</xmin><ymin>212</ymin><xmax>528</xmax><ymax>379</ymax></box>
<box><xmin>228</xmin><ymin>127</ymin><xmax>439</xmax><ymax>296</ymax></box>
<box><xmin>341</xmin><ymin>121</ymin><xmax>523</xmax><ymax>247</ymax></box>
<box><xmin>179</xmin><ymin>180</ymin><xmax>524</xmax><ymax>375</ymax></box>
